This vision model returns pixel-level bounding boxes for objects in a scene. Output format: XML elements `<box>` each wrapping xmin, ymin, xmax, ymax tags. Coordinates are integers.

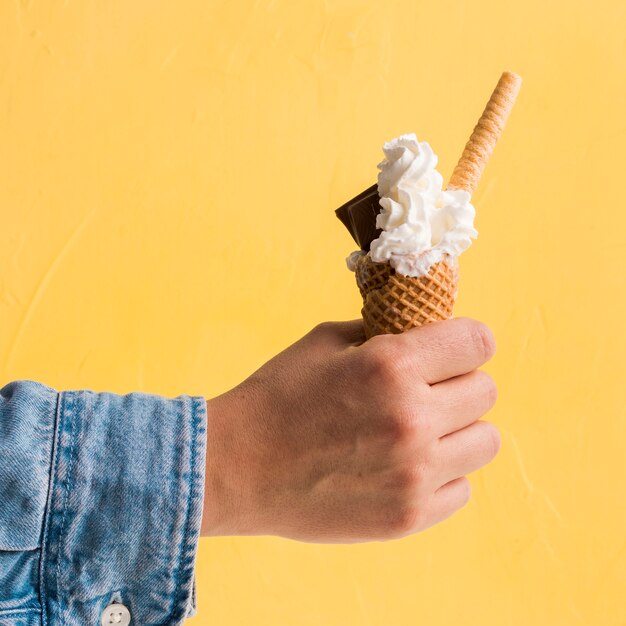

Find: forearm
<box><xmin>0</xmin><ymin>380</ymin><xmax>207</xmax><ymax>625</ymax></box>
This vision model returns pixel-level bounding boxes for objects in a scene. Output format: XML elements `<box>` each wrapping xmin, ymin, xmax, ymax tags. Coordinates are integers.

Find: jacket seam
<box><xmin>37</xmin><ymin>388</ymin><xmax>62</xmax><ymax>626</ymax></box>
<box><xmin>170</xmin><ymin>396</ymin><xmax>202</xmax><ymax>623</ymax></box>
<box><xmin>53</xmin><ymin>391</ymin><xmax>80</xmax><ymax>626</ymax></box>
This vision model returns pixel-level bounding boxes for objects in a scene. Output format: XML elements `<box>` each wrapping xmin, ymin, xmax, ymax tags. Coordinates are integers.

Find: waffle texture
<box><xmin>448</xmin><ymin>71</ymin><xmax>522</xmax><ymax>195</ymax></box>
<box><xmin>354</xmin><ymin>254</ymin><xmax>458</xmax><ymax>338</ymax></box>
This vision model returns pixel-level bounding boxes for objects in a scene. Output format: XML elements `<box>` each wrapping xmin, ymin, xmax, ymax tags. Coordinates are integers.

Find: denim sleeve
<box><xmin>0</xmin><ymin>380</ymin><xmax>207</xmax><ymax>626</ymax></box>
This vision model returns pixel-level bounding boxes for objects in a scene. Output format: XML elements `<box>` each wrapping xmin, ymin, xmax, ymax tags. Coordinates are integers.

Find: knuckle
<box><xmin>364</xmin><ymin>342</ymin><xmax>403</xmax><ymax>387</ymax></box>
<box><xmin>457</xmin><ymin>478</ymin><xmax>472</xmax><ymax>508</ymax></box>
<box><xmin>385</xmin><ymin>411</ymin><xmax>415</xmax><ymax>444</ymax></box>
<box><xmin>383</xmin><ymin>409</ymin><xmax>431</xmax><ymax>448</ymax></box>
<box><xmin>388</xmin><ymin>503</ymin><xmax>422</xmax><ymax>537</ymax></box>
<box><xmin>482</xmin><ymin>422</ymin><xmax>502</xmax><ymax>459</ymax></box>
<box><xmin>477</xmin><ymin>371</ymin><xmax>498</xmax><ymax>409</ymax></box>
<box><xmin>486</xmin><ymin>376</ymin><xmax>499</xmax><ymax>407</ymax></box>
<box><xmin>392</xmin><ymin>462</ymin><xmax>428</xmax><ymax>492</ymax></box>
<box><xmin>471</xmin><ymin>322</ymin><xmax>496</xmax><ymax>361</ymax></box>
<box><xmin>363</xmin><ymin>332</ymin><xmax>389</xmax><ymax>352</ymax></box>
<box><xmin>411</xmin><ymin>410</ymin><xmax>433</xmax><ymax>439</ymax></box>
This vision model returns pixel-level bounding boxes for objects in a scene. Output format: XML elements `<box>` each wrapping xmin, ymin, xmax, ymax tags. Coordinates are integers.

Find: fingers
<box><xmin>394</xmin><ymin>318</ymin><xmax>496</xmax><ymax>384</ymax></box>
<box><xmin>424</xmin><ymin>477</ymin><xmax>472</xmax><ymax>530</ymax></box>
<box><xmin>435</xmin><ymin>420</ymin><xmax>501</xmax><ymax>488</ymax></box>
<box><xmin>430</xmin><ymin>370</ymin><xmax>498</xmax><ymax>437</ymax></box>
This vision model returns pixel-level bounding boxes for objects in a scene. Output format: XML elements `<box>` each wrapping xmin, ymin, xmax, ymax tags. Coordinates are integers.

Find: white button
<box><xmin>100</xmin><ymin>603</ymin><xmax>131</xmax><ymax>626</ymax></box>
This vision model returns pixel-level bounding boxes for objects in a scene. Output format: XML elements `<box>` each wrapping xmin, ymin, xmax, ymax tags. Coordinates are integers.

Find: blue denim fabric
<box><xmin>0</xmin><ymin>380</ymin><xmax>207</xmax><ymax>626</ymax></box>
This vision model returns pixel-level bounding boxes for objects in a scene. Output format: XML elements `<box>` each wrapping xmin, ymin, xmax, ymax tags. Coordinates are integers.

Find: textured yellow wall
<box><xmin>1</xmin><ymin>1</ymin><xmax>625</xmax><ymax>624</ymax></box>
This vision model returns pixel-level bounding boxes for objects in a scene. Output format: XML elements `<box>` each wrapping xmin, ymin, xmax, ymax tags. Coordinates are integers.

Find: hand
<box><xmin>202</xmin><ymin>318</ymin><xmax>500</xmax><ymax>543</ymax></box>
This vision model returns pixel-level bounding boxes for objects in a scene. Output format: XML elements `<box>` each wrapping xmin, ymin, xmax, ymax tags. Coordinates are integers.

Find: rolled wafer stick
<box><xmin>447</xmin><ymin>70</ymin><xmax>522</xmax><ymax>194</ymax></box>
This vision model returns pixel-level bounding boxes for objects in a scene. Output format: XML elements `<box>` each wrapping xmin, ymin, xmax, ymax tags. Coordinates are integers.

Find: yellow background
<box><xmin>1</xmin><ymin>1</ymin><xmax>625</xmax><ymax>624</ymax></box>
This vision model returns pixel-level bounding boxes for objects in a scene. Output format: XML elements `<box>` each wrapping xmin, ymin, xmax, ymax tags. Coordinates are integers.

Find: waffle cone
<box><xmin>354</xmin><ymin>253</ymin><xmax>458</xmax><ymax>339</ymax></box>
<box><xmin>448</xmin><ymin>71</ymin><xmax>522</xmax><ymax>195</ymax></box>
<box><xmin>353</xmin><ymin>71</ymin><xmax>521</xmax><ymax>338</ymax></box>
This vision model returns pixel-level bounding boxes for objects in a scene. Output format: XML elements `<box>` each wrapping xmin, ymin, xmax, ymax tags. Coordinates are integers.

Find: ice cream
<box><xmin>336</xmin><ymin>70</ymin><xmax>522</xmax><ymax>338</ymax></box>
<box><xmin>361</xmin><ymin>133</ymin><xmax>478</xmax><ymax>277</ymax></box>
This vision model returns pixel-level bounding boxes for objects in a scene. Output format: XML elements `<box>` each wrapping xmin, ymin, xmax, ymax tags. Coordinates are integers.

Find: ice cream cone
<box><xmin>354</xmin><ymin>254</ymin><xmax>458</xmax><ymax>337</ymax></box>
<box><xmin>353</xmin><ymin>71</ymin><xmax>521</xmax><ymax>338</ymax></box>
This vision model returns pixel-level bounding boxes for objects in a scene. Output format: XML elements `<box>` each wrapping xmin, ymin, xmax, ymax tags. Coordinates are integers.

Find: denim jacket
<box><xmin>0</xmin><ymin>380</ymin><xmax>207</xmax><ymax>626</ymax></box>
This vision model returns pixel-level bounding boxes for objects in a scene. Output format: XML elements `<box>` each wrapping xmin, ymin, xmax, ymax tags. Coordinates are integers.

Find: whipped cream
<box><xmin>350</xmin><ymin>133</ymin><xmax>477</xmax><ymax>277</ymax></box>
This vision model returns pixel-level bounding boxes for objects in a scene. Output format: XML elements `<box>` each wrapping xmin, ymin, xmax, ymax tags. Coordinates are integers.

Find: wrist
<box><xmin>201</xmin><ymin>393</ymin><xmax>234</xmax><ymax>536</ymax></box>
<box><xmin>201</xmin><ymin>389</ymin><xmax>261</xmax><ymax>537</ymax></box>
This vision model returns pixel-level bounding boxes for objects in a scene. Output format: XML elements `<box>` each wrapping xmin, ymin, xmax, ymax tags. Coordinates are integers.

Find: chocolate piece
<box><xmin>334</xmin><ymin>183</ymin><xmax>382</xmax><ymax>251</ymax></box>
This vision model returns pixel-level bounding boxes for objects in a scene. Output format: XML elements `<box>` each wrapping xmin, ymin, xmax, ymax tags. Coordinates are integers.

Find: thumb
<box><xmin>309</xmin><ymin>319</ymin><xmax>366</xmax><ymax>346</ymax></box>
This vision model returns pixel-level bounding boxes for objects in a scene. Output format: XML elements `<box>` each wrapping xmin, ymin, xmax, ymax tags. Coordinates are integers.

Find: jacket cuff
<box><xmin>41</xmin><ymin>387</ymin><xmax>207</xmax><ymax>625</ymax></box>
